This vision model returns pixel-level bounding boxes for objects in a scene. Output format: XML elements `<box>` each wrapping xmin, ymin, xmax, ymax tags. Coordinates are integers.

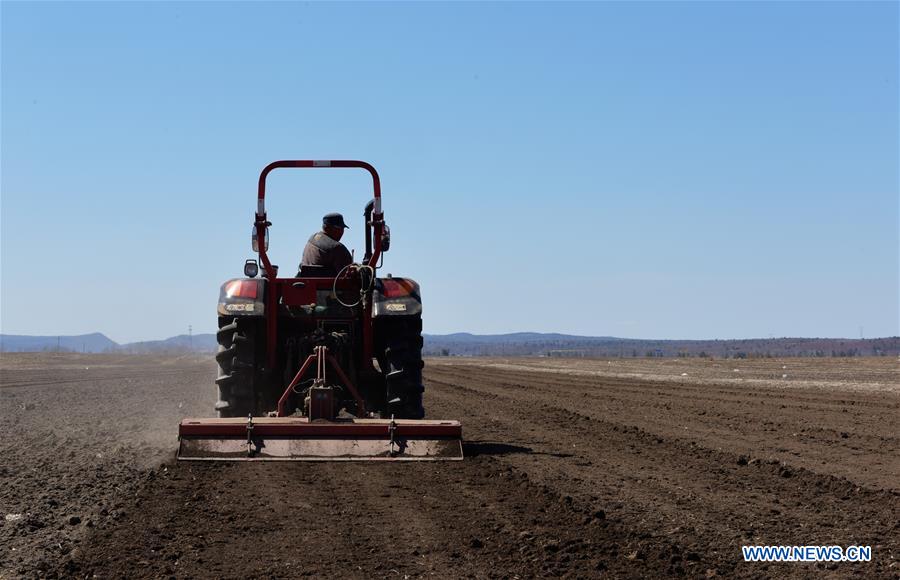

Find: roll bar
<box><xmin>254</xmin><ymin>160</ymin><xmax>384</xmax><ymax>279</ymax></box>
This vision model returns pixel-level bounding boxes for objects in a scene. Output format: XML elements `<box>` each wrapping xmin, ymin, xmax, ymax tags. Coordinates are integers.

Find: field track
<box><xmin>1</xmin><ymin>354</ymin><xmax>897</xmax><ymax>578</ymax></box>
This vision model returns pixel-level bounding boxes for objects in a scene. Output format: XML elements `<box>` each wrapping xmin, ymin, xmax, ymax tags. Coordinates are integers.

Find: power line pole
<box><xmin>189</xmin><ymin>325</ymin><xmax>193</xmax><ymax>351</ymax></box>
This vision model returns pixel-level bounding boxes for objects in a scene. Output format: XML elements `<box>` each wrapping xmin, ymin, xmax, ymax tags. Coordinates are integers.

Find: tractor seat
<box><xmin>297</xmin><ymin>264</ymin><xmax>334</xmax><ymax>278</ymax></box>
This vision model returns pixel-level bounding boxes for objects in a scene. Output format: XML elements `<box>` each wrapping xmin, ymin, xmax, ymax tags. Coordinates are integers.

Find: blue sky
<box><xmin>2</xmin><ymin>1</ymin><xmax>897</xmax><ymax>342</ymax></box>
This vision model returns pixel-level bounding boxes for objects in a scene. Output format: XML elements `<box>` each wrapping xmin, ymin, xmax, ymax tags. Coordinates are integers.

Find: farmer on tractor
<box><xmin>299</xmin><ymin>212</ymin><xmax>353</xmax><ymax>276</ymax></box>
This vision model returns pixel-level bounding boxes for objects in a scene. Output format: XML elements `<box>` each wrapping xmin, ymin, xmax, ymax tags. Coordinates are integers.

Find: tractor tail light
<box><xmin>380</xmin><ymin>279</ymin><xmax>415</xmax><ymax>298</ymax></box>
<box><xmin>225</xmin><ymin>280</ymin><xmax>258</xmax><ymax>299</ymax></box>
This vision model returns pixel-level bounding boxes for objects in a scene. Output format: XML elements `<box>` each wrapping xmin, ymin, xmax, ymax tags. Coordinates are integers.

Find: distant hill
<box><xmin>0</xmin><ymin>333</ymin><xmax>119</xmax><ymax>353</ymax></box>
<box><xmin>2</xmin><ymin>331</ymin><xmax>898</xmax><ymax>358</ymax></box>
<box><xmin>430</xmin><ymin>332</ymin><xmax>618</xmax><ymax>344</ymax></box>
<box><xmin>118</xmin><ymin>333</ymin><xmax>217</xmax><ymax>354</ymax></box>
<box><xmin>0</xmin><ymin>332</ymin><xmax>216</xmax><ymax>354</ymax></box>
<box><xmin>423</xmin><ymin>333</ymin><xmax>900</xmax><ymax>358</ymax></box>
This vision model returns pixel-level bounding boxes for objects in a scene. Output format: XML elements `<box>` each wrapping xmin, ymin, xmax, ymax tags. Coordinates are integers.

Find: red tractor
<box><xmin>177</xmin><ymin>161</ymin><xmax>462</xmax><ymax>461</ymax></box>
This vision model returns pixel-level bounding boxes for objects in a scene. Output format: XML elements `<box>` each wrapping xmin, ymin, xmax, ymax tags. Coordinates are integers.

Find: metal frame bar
<box><xmin>180</xmin><ymin>418</ymin><xmax>462</xmax><ymax>438</ymax></box>
<box><xmin>274</xmin><ymin>346</ymin><xmax>367</xmax><ymax>417</ymax></box>
<box><xmin>254</xmin><ymin>160</ymin><xmax>384</xmax><ymax>371</ymax></box>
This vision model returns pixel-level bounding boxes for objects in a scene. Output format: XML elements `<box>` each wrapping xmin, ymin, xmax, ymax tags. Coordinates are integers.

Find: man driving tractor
<box><xmin>299</xmin><ymin>212</ymin><xmax>353</xmax><ymax>276</ymax></box>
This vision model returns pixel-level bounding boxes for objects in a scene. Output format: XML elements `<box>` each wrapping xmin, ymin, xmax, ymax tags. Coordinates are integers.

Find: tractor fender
<box><xmin>217</xmin><ymin>278</ymin><xmax>266</xmax><ymax>317</ymax></box>
<box><xmin>373</xmin><ymin>277</ymin><xmax>422</xmax><ymax>317</ymax></box>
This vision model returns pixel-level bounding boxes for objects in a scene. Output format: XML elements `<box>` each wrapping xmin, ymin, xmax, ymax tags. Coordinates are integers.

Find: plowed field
<box><xmin>1</xmin><ymin>354</ymin><xmax>897</xmax><ymax>578</ymax></box>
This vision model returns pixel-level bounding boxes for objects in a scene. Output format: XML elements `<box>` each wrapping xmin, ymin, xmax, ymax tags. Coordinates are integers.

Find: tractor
<box><xmin>177</xmin><ymin>160</ymin><xmax>462</xmax><ymax>461</ymax></box>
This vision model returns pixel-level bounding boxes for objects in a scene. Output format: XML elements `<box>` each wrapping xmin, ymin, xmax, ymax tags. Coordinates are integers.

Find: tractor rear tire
<box><xmin>215</xmin><ymin>317</ymin><xmax>260</xmax><ymax>417</ymax></box>
<box><xmin>381</xmin><ymin>316</ymin><xmax>425</xmax><ymax>419</ymax></box>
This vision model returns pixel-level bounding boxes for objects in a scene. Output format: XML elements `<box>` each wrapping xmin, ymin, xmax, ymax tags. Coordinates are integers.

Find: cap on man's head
<box><xmin>323</xmin><ymin>212</ymin><xmax>349</xmax><ymax>229</ymax></box>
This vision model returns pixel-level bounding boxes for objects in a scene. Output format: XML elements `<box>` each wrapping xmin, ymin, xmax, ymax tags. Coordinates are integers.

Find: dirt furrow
<box><xmin>4</xmin><ymin>354</ymin><xmax>897</xmax><ymax>578</ymax></box>
<box><xmin>61</xmin><ymin>458</ymin><xmax>698</xmax><ymax>578</ymax></box>
<box><xmin>428</xmin><ymin>364</ymin><xmax>900</xmax><ymax>490</ymax></box>
<box><xmin>426</xmin><ymin>370</ymin><xmax>899</xmax><ymax>578</ymax></box>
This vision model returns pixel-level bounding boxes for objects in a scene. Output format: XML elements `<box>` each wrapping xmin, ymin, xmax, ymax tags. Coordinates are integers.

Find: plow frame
<box><xmin>178</xmin><ymin>417</ymin><xmax>464</xmax><ymax>461</ymax></box>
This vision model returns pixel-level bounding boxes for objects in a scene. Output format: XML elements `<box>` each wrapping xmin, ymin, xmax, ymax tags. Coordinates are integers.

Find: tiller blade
<box><xmin>177</xmin><ymin>416</ymin><xmax>463</xmax><ymax>461</ymax></box>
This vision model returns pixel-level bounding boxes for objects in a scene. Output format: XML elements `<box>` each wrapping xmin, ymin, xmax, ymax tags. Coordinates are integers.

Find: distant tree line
<box><xmin>422</xmin><ymin>337</ymin><xmax>900</xmax><ymax>358</ymax></box>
